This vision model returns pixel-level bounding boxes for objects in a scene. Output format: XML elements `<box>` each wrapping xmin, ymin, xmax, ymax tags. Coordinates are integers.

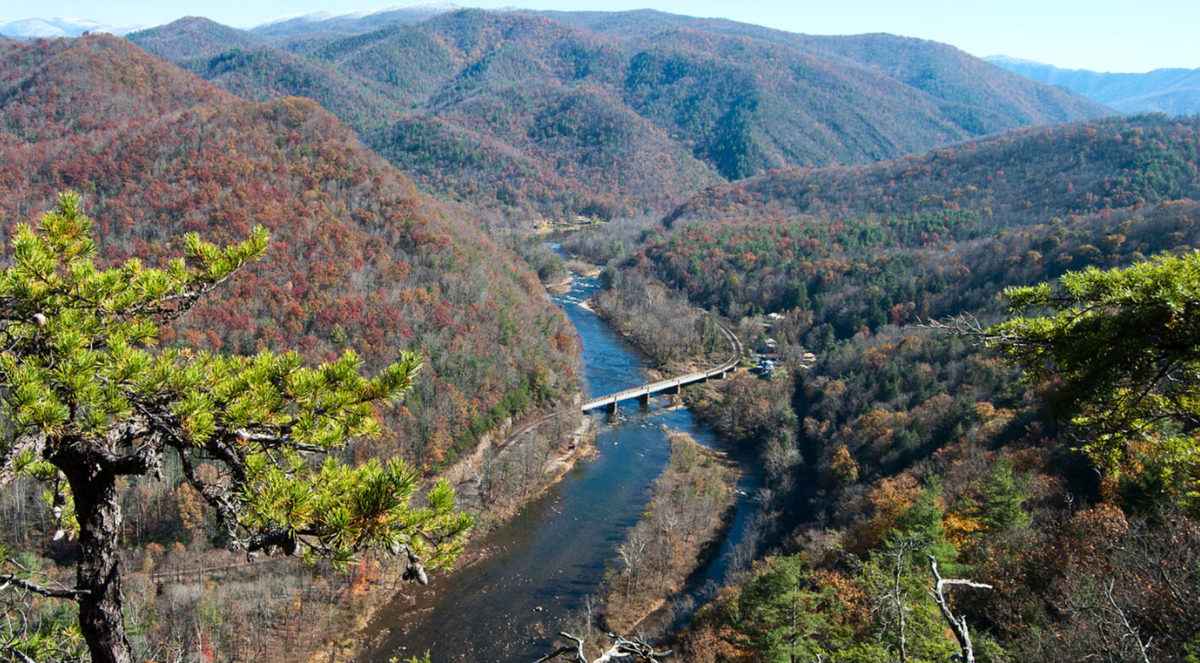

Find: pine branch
<box><xmin>0</xmin><ymin>573</ymin><xmax>90</xmax><ymax>600</ymax></box>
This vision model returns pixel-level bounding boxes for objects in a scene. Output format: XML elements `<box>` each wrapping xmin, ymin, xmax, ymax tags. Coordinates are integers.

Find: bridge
<box><xmin>581</xmin><ymin>321</ymin><xmax>742</xmax><ymax>413</ymax></box>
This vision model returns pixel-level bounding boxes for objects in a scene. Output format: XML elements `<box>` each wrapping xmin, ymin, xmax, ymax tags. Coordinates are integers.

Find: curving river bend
<box><xmin>358</xmin><ymin>256</ymin><xmax>763</xmax><ymax>663</ymax></box>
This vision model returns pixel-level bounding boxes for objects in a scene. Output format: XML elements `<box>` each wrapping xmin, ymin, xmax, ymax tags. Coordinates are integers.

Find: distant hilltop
<box><xmin>248</xmin><ymin>1</ymin><xmax>459</xmax><ymax>36</ymax></box>
<box><xmin>0</xmin><ymin>17</ymin><xmax>145</xmax><ymax>38</ymax></box>
<box><xmin>0</xmin><ymin>2</ymin><xmax>459</xmax><ymax>41</ymax></box>
<box><xmin>253</xmin><ymin>0</ymin><xmax>459</xmax><ymax>27</ymax></box>
<box><xmin>986</xmin><ymin>54</ymin><xmax>1200</xmax><ymax>116</ymax></box>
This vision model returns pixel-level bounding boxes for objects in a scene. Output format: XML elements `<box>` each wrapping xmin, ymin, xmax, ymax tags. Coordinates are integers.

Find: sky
<box><xmin>2</xmin><ymin>0</ymin><xmax>1198</xmax><ymax>73</ymax></box>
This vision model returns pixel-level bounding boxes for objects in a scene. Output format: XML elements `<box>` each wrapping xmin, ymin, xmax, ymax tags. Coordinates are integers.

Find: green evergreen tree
<box><xmin>972</xmin><ymin>459</ymin><xmax>1031</xmax><ymax>533</ymax></box>
<box><xmin>0</xmin><ymin>193</ymin><xmax>472</xmax><ymax>663</ymax></box>
<box><xmin>895</xmin><ymin>484</ymin><xmax>958</xmax><ymax>564</ymax></box>
<box><xmin>733</xmin><ymin>555</ymin><xmax>841</xmax><ymax>663</ymax></box>
<box><xmin>984</xmin><ymin>250</ymin><xmax>1200</xmax><ymax>504</ymax></box>
<box><xmin>782</xmin><ymin>279</ymin><xmax>809</xmax><ymax>311</ymax></box>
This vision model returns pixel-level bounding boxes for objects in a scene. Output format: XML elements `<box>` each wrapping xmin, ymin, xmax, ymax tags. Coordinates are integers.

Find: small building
<box><xmin>754</xmin><ymin>337</ymin><xmax>778</xmax><ymax>354</ymax></box>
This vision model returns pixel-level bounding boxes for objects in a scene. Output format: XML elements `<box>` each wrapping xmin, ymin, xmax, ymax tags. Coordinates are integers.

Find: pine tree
<box><xmin>733</xmin><ymin>555</ymin><xmax>838</xmax><ymax>663</ymax></box>
<box><xmin>972</xmin><ymin>459</ymin><xmax>1031</xmax><ymax>533</ymax></box>
<box><xmin>0</xmin><ymin>193</ymin><xmax>473</xmax><ymax>663</ymax></box>
<box><xmin>984</xmin><ymin>250</ymin><xmax>1200</xmax><ymax>503</ymax></box>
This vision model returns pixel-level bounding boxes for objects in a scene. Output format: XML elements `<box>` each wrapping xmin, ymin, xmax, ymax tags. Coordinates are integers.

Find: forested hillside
<box><xmin>564</xmin><ymin>113</ymin><xmax>1200</xmax><ymax>661</ymax></box>
<box><xmin>623</xmin><ymin>116</ymin><xmax>1196</xmax><ymax>320</ymax></box>
<box><xmin>667</xmin><ymin>115</ymin><xmax>1200</xmax><ymax>226</ymax></box>
<box><xmin>0</xmin><ymin>34</ymin><xmax>577</xmax><ymax>661</ymax></box>
<box><xmin>0</xmin><ymin>35</ymin><xmax>577</xmax><ymax>464</ymax></box>
<box><xmin>128</xmin><ymin>9</ymin><xmax>1108</xmax><ymax>221</ymax></box>
<box><xmin>668</xmin><ymin>202</ymin><xmax>1200</xmax><ymax>662</ymax></box>
<box><xmin>540</xmin><ymin>9</ymin><xmax>1105</xmax><ymax>128</ymax></box>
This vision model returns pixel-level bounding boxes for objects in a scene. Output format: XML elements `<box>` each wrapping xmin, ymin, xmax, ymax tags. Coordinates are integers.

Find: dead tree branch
<box><xmin>928</xmin><ymin>555</ymin><xmax>992</xmax><ymax>663</ymax></box>
<box><xmin>1102</xmin><ymin>580</ymin><xmax>1153</xmax><ymax>663</ymax></box>
<box><xmin>534</xmin><ymin>632</ymin><xmax>672</xmax><ymax>663</ymax></box>
<box><xmin>0</xmin><ymin>573</ymin><xmax>90</xmax><ymax>600</ymax></box>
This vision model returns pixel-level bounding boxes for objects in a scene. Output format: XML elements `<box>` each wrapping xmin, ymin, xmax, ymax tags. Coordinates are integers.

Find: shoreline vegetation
<box><xmin>334</xmin><ymin>262</ymin><xmax>605</xmax><ymax>662</ymax></box>
<box><xmin>328</xmin><ymin>409</ymin><xmax>596</xmax><ymax>662</ymax></box>
<box><xmin>599</xmin><ymin>430</ymin><xmax>740</xmax><ymax>635</ymax></box>
<box><xmin>588</xmin><ymin>282</ymin><xmax>731</xmax><ymax>376</ymax></box>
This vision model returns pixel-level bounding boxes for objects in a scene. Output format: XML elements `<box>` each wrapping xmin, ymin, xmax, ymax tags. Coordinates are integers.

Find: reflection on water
<box><xmin>357</xmin><ymin>263</ymin><xmax>762</xmax><ymax>663</ymax></box>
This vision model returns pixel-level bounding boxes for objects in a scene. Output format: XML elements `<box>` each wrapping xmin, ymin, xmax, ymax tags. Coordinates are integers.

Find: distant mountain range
<box><xmin>987</xmin><ymin>55</ymin><xmax>1200</xmax><ymax>116</ymax></box>
<box><xmin>120</xmin><ymin>8</ymin><xmax>1107</xmax><ymax>220</ymax></box>
<box><xmin>1</xmin><ymin>6</ymin><xmax>1132</xmax><ymax>221</ymax></box>
<box><xmin>0</xmin><ymin>2</ymin><xmax>459</xmax><ymax>40</ymax></box>
<box><xmin>248</xmin><ymin>1</ymin><xmax>460</xmax><ymax>37</ymax></box>
<box><xmin>0</xmin><ymin>17</ymin><xmax>144</xmax><ymax>38</ymax></box>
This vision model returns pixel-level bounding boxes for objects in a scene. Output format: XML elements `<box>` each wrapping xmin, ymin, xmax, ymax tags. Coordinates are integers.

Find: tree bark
<box><xmin>67</xmin><ymin>466</ymin><xmax>134</xmax><ymax>663</ymax></box>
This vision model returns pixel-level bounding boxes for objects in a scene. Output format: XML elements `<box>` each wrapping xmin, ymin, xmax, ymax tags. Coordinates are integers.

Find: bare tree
<box><xmin>928</xmin><ymin>555</ymin><xmax>993</xmax><ymax>663</ymax></box>
<box><xmin>872</xmin><ymin>538</ymin><xmax>922</xmax><ymax>663</ymax></box>
<box><xmin>534</xmin><ymin>632</ymin><xmax>672</xmax><ymax>663</ymax></box>
<box><xmin>618</xmin><ymin>530</ymin><xmax>649</xmax><ymax>598</ymax></box>
<box><xmin>1063</xmin><ymin>578</ymin><xmax>1154</xmax><ymax>663</ymax></box>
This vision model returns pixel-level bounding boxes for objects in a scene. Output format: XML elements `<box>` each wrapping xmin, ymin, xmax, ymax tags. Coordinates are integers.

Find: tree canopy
<box><xmin>0</xmin><ymin>192</ymin><xmax>472</xmax><ymax>663</ymax></box>
<box><xmin>985</xmin><ymin>250</ymin><xmax>1200</xmax><ymax>504</ymax></box>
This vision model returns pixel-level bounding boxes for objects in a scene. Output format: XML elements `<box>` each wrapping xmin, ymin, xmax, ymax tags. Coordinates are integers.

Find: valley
<box><xmin>0</xmin><ymin>4</ymin><xmax>1198</xmax><ymax>663</ymax></box>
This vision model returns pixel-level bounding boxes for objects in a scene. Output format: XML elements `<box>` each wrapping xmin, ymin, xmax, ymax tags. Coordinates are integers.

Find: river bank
<box><xmin>305</xmin><ymin>406</ymin><xmax>597</xmax><ymax>663</ymax></box>
<box><xmin>599</xmin><ymin>430</ymin><xmax>740</xmax><ymax>635</ymax></box>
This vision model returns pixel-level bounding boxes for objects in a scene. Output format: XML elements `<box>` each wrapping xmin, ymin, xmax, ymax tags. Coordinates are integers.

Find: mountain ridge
<box><xmin>986</xmin><ymin>55</ymin><xmax>1200</xmax><ymax>115</ymax></box>
<box><xmin>664</xmin><ymin>114</ymin><xmax>1200</xmax><ymax>232</ymax></box>
<box><xmin>128</xmin><ymin>9</ymin><xmax>1110</xmax><ymax>221</ymax></box>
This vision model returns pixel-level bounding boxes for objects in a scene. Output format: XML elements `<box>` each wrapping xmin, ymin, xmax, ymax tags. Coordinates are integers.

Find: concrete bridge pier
<box><xmin>605</xmin><ymin>402</ymin><xmax>617</xmax><ymax>414</ymax></box>
<box><xmin>637</xmin><ymin>393</ymin><xmax>650</xmax><ymax>409</ymax></box>
<box><xmin>665</xmin><ymin>384</ymin><xmax>680</xmax><ymax>395</ymax></box>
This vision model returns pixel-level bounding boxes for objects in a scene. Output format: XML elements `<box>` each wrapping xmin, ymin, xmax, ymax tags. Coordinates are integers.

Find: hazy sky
<box><xmin>2</xmin><ymin>0</ymin><xmax>1197</xmax><ymax>73</ymax></box>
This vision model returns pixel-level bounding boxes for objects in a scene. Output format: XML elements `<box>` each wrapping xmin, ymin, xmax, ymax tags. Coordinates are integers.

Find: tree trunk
<box><xmin>68</xmin><ymin>468</ymin><xmax>134</xmax><ymax>663</ymax></box>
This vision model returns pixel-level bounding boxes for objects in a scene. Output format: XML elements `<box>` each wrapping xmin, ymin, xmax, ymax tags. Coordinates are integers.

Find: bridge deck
<box><xmin>581</xmin><ymin>321</ymin><xmax>742</xmax><ymax>412</ymax></box>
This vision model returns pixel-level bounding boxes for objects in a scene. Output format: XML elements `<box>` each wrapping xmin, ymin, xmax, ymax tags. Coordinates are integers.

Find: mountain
<box><xmin>249</xmin><ymin>1</ymin><xmax>459</xmax><ymax>38</ymax></box>
<box><xmin>0</xmin><ymin>16</ymin><xmax>144</xmax><ymax>38</ymax></box>
<box><xmin>591</xmin><ymin>114</ymin><xmax>1200</xmax><ymax>321</ymax></box>
<box><xmin>0</xmin><ymin>32</ymin><xmax>584</xmax><ymax>661</ymax></box>
<box><xmin>123</xmin><ymin>16</ymin><xmax>266</xmax><ymax>60</ymax></box>
<box><xmin>0</xmin><ymin>34</ymin><xmax>577</xmax><ymax>468</ymax></box>
<box><xmin>987</xmin><ymin>55</ymin><xmax>1200</xmax><ymax>115</ymax></box>
<box><xmin>129</xmin><ymin>9</ymin><xmax>1110</xmax><ymax>221</ymax></box>
<box><xmin>538</xmin><ymin>9</ymin><xmax>1109</xmax><ymax>128</ymax></box>
<box><xmin>665</xmin><ymin>115</ymin><xmax>1200</xmax><ymax>230</ymax></box>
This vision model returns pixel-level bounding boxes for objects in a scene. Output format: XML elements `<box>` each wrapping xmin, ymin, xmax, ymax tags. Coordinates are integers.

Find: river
<box><xmin>358</xmin><ymin>256</ymin><xmax>764</xmax><ymax>663</ymax></box>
